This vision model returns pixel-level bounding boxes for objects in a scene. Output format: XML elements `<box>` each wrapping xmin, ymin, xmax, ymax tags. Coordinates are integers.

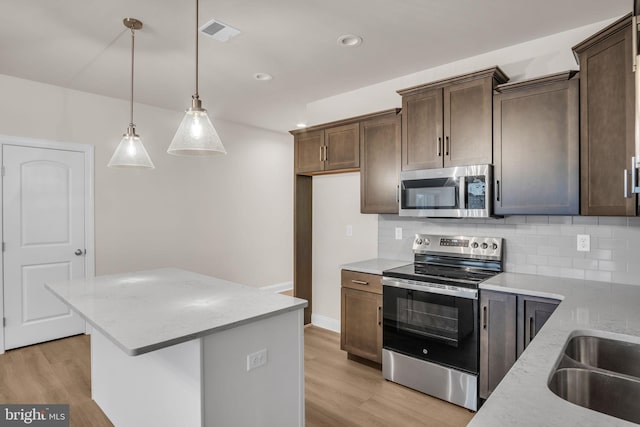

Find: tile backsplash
<box><xmin>378</xmin><ymin>215</ymin><xmax>640</xmax><ymax>286</ymax></box>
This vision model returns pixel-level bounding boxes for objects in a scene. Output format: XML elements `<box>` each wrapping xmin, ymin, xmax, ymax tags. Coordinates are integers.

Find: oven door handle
<box><xmin>382</xmin><ymin>278</ymin><xmax>478</xmax><ymax>300</ymax></box>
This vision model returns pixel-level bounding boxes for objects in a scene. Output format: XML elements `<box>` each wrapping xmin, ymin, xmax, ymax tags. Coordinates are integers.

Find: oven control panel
<box><xmin>412</xmin><ymin>234</ymin><xmax>502</xmax><ymax>259</ymax></box>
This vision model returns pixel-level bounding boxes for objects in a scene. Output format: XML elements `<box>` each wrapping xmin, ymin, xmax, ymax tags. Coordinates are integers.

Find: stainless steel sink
<box><xmin>549</xmin><ymin>368</ymin><xmax>640</xmax><ymax>425</ymax></box>
<box><xmin>564</xmin><ymin>335</ymin><xmax>640</xmax><ymax>378</ymax></box>
<box><xmin>548</xmin><ymin>334</ymin><xmax>640</xmax><ymax>425</ymax></box>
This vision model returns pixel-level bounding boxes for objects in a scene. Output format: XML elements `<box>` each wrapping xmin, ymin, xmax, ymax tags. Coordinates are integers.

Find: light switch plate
<box><xmin>395</xmin><ymin>227</ymin><xmax>402</xmax><ymax>240</ymax></box>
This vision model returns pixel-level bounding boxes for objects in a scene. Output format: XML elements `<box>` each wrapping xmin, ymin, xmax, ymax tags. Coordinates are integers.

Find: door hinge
<box><xmin>1</xmin><ymin>166</ymin><xmax>5</xmax><ymax>177</ymax></box>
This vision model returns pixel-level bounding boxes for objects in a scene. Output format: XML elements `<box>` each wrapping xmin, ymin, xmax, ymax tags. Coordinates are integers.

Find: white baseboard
<box><xmin>311</xmin><ymin>314</ymin><xmax>340</xmax><ymax>333</ymax></box>
<box><xmin>260</xmin><ymin>281</ymin><xmax>293</xmax><ymax>293</ymax></box>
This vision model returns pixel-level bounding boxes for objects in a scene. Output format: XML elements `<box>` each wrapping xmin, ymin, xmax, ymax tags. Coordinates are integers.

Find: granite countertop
<box><xmin>471</xmin><ymin>272</ymin><xmax>640</xmax><ymax>427</ymax></box>
<box><xmin>340</xmin><ymin>258</ymin><xmax>409</xmax><ymax>275</ymax></box>
<box><xmin>45</xmin><ymin>268</ymin><xmax>307</xmax><ymax>357</ymax></box>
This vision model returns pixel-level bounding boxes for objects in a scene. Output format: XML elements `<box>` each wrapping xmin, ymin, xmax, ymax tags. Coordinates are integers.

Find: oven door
<box><xmin>382</xmin><ymin>280</ymin><xmax>478</xmax><ymax>374</ymax></box>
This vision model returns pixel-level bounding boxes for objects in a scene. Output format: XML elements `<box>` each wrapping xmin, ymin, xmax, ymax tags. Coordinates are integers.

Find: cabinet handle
<box><xmin>437</xmin><ymin>137</ymin><xmax>442</xmax><ymax>156</ymax></box>
<box><xmin>377</xmin><ymin>306</ymin><xmax>382</xmax><ymax>326</ymax></box>
<box><xmin>396</xmin><ymin>185</ymin><xmax>400</xmax><ymax>203</ymax></box>
<box><xmin>351</xmin><ymin>279</ymin><xmax>369</xmax><ymax>285</ymax></box>
<box><xmin>625</xmin><ymin>169</ymin><xmax>630</xmax><ymax>199</ymax></box>
<box><xmin>529</xmin><ymin>316</ymin><xmax>534</xmax><ymax>343</ymax></box>
<box><xmin>445</xmin><ymin>136</ymin><xmax>450</xmax><ymax>156</ymax></box>
<box><xmin>324</xmin><ymin>146</ymin><xmax>328</xmax><ymax>162</ymax></box>
<box><xmin>632</xmin><ymin>15</ymin><xmax>638</xmax><ymax>72</ymax></box>
<box><xmin>482</xmin><ymin>305</ymin><xmax>487</xmax><ymax>329</ymax></box>
<box><xmin>496</xmin><ymin>180</ymin><xmax>501</xmax><ymax>202</ymax></box>
<box><xmin>319</xmin><ymin>146</ymin><xmax>323</xmax><ymax>162</ymax></box>
<box><xmin>632</xmin><ymin>157</ymin><xmax>638</xmax><ymax>194</ymax></box>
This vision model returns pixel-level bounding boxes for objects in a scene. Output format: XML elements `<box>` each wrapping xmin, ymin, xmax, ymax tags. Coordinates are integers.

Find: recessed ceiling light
<box><xmin>254</xmin><ymin>73</ymin><xmax>273</xmax><ymax>81</ymax></box>
<box><xmin>296</xmin><ymin>123</ymin><xmax>307</xmax><ymax>128</ymax></box>
<box><xmin>337</xmin><ymin>34</ymin><xmax>363</xmax><ymax>48</ymax></box>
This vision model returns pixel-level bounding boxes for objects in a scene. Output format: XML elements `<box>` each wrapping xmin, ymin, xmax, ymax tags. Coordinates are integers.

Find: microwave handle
<box><xmin>459</xmin><ymin>176</ymin><xmax>466</xmax><ymax>209</ymax></box>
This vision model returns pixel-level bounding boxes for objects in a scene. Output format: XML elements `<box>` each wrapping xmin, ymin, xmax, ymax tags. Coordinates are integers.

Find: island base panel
<box><xmin>91</xmin><ymin>308</ymin><xmax>305</xmax><ymax>427</ymax></box>
<box><xmin>203</xmin><ymin>309</ymin><xmax>305</xmax><ymax>427</ymax></box>
<box><xmin>91</xmin><ymin>330</ymin><xmax>202</xmax><ymax>427</ymax></box>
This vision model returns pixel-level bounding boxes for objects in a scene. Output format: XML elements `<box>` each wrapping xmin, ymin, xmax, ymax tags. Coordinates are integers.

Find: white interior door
<box><xmin>3</xmin><ymin>145</ymin><xmax>86</xmax><ymax>350</ymax></box>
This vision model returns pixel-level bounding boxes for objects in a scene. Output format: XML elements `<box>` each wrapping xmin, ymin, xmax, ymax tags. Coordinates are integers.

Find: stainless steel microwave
<box><xmin>399</xmin><ymin>164</ymin><xmax>493</xmax><ymax>218</ymax></box>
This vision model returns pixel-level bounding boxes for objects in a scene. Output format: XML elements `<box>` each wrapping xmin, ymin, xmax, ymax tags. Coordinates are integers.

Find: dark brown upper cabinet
<box><xmin>294</xmin><ymin>130</ymin><xmax>325</xmax><ymax>174</ymax></box>
<box><xmin>325</xmin><ymin>123</ymin><xmax>360</xmax><ymax>171</ymax></box>
<box><xmin>573</xmin><ymin>14</ymin><xmax>636</xmax><ymax>216</ymax></box>
<box><xmin>398</xmin><ymin>67</ymin><xmax>508</xmax><ymax>171</ymax></box>
<box><xmin>360</xmin><ymin>110</ymin><xmax>402</xmax><ymax>214</ymax></box>
<box><xmin>293</xmin><ymin>123</ymin><xmax>359</xmax><ymax>175</ymax></box>
<box><xmin>493</xmin><ymin>72</ymin><xmax>580</xmax><ymax>215</ymax></box>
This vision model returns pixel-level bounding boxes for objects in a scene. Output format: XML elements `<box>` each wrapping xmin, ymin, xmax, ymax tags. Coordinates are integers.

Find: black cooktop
<box><xmin>383</xmin><ymin>262</ymin><xmax>500</xmax><ymax>289</ymax></box>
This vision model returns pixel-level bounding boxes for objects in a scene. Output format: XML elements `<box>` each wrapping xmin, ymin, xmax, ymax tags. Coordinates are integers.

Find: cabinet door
<box><xmin>444</xmin><ymin>77</ymin><xmax>493</xmax><ymax>167</ymax></box>
<box><xmin>360</xmin><ymin>113</ymin><xmax>401</xmax><ymax>214</ymax></box>
<box><xmin>401</xmin><ymin>88</ymin><xmax>443</xmax><ymax>170</ymax></box>
<box><xmin>578</xmin><ymin>20</ymin><xmax>636</xmax><ymax>215</ymax></box>
<box><xmin>295</xmin><ymin>130</ymin><xmax>324</xmax><ymax>174</ymax></box>
<box><xmin>518</xmin><ymin>297</ymin><xmax>559</xmax><ymax>357</ymax></box>
<box><xmin>341</xmin><ymin>287</ymin><xmax>382</xmax><ymax>363</ymax></box>
<box><xmin>479</xmin><ymin>290</ymin><xmax>517</xmax><ymax>399</ymax></box>
<box><xmin>325</xmin><ymin>123</ymin><xmax>359</xmax><ymax>171</ymax></box>
<box><xmin>493</xmin><ymin>78</ymin><xmax>579</xmax><ymax>215</ymax></box>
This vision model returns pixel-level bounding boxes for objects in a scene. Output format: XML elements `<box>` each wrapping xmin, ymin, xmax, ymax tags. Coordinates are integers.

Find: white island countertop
<box><xmin>471</xmin><ymin>272</ymin><xmax>640</xmax><ymax>427</ymax></box>
<box><xmin>45</xmin><ymin>268</ymin><xmax>307</xmax><ymax>356</ymax></box>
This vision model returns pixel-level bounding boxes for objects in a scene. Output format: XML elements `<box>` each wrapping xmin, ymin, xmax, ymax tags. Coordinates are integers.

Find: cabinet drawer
<box><xmin>341</xmin><ymin>270</ymin><xmax>382</xmax><ymax>294</ymax></box>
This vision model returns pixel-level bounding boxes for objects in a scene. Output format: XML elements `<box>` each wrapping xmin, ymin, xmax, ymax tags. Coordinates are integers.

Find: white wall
<box><xmin>0</xmin><ymin>74</ymin><xmax>293</xmax><ymax>288</ymax></box>
<box><xmin>306</xmin><ymin>17</ymin><xmax>616</xmax><ymax>125</ymax></box>
<box><xmin>312</xmin><ymin>173</ymin><xmax>377</xmax><ymax>329</ymax></box>
<box><xmin>306</xmin><ymin>17</ymin><xmax>619</xmax><ymax>328</ymax></box>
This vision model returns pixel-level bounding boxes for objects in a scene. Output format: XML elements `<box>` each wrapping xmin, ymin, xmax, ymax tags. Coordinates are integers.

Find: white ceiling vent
<box><xmin>199</xmin><ymin>19</ymin><xmax>241</xmax><ymax>42</ymax></box>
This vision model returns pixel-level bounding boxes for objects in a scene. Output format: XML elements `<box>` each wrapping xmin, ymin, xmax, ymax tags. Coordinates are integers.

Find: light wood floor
<box><xmin>0</xmin><ymin>328</ymin><xmax>474</xmax><ymax>427</ymax></box>
<box><xmin>0</xmin><ymin>334</ymin><xmax>111</xmax><ymax>426</ymax></box>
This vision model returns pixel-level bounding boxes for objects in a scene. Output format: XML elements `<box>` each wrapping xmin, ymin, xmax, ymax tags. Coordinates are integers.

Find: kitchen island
<box><xmin>45</xmin><ymin>268</ymin><xmax>307</xmax><ymax>427</ymax></box>
<box><xmin>471</xmin><ymin>273</ymin><xmax>640</xmax><ymax>427</ymax></box>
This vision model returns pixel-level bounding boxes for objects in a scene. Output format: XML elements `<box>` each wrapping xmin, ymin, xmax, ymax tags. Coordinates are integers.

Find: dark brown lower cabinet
<box><xmin>479</xmin><ymin>290</ymin><xmax>517</xmax><ymax>399</ymax></box>
<box><xmin>480</xmin><ymin>290</ymin><xmax>559</xmax><ymax>399</ymax></box>
<box><xmin>340</xmin><ymin>270</ymin><xmax>382</xmax><ymax>364</ymax></box>
<box><xmin>517</xmin><ymin>296</ymin><xmax>560</xmax><ymax>357</ymax></box>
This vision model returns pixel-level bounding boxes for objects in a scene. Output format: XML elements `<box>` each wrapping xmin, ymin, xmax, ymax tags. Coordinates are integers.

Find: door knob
<box><xmin>75</xmin><ymin>249</ymin><xmax>83</xmax><ymax>256</ymax></box>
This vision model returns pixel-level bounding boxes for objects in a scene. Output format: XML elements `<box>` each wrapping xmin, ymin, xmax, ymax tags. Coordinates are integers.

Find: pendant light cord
<box><xmin>194</xmin><ymin>0</ymin><xmax>199</xmax><ymax>98</ymax></box>
<box><xmin>130</xmin><ymin>26</ymin><xmax>135</xmax><ymax>127</ymax></box>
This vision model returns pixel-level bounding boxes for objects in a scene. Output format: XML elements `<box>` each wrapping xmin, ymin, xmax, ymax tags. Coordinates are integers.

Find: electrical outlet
<box><xmin>346</xmin><ymin>225</ymin><xmax>353</xmax><ymax>237</ymax></box>
<box><xmin>577</xmin><ymin>234</ymin><xmax>590</xmax><ymax>252</ymax></box>
<box><xmin>247</xmin><ymin>349</ymin><xmax>267</xmax><ymax>371</ymax></box>
<box><xmin>395</xmin><ymin>227</ymin><xmax>402</xmax><ymax>240</ymax></box>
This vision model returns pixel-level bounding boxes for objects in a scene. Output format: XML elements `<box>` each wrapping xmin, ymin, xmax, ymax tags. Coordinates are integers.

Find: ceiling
<box><xmin>0</xmin><ymin>0</ymin><xmax>631</xmax><ymax>133</ymax></box>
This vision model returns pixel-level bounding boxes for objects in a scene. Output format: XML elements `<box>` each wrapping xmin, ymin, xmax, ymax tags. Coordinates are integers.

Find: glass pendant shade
<box><xmin>108</xmin><ymin>129</ymin><xmax>155</xmax><ymax>168</ymax></box>
<box><xmin>168</xmin><ymin>106</ymin><xmax>226</xmax><ymax>156</ymax></box>
<box><xmin>108</xmin><ymin>18</ymin><xmax>154</xmax><ymax>169</ymax></box>
<box><xmin>169</xmin><ymin>0</ymin><xmax>227</xmax><ymax>157</ymax></box>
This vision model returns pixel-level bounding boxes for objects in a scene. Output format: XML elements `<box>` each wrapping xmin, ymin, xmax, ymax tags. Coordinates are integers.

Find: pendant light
<box><xmin>108</xmin><ymin>18</ymin><xmax>155</xmax><ymax>169</ymax></box>
<box><xmin>167</xmin><ymin>0</ymin><xmax>227</xmax><ymax>156</ymax></box>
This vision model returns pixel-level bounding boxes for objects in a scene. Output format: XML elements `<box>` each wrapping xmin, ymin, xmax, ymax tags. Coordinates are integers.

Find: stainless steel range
<box><xmin>381</xmin><ymin>234</ymin><xmax>503</xmax><ymax>411</ymax></box>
